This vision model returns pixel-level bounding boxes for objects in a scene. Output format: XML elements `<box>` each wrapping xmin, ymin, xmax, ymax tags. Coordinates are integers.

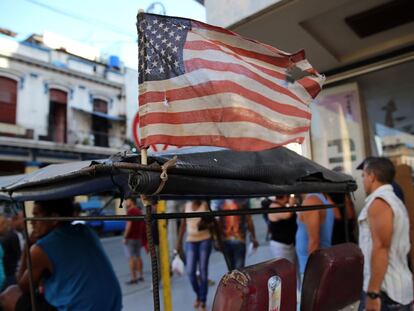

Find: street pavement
<box><xmin>101</xmin><ymin>215</ymin><xmax>271</xmax><ymax>311</ymax></box>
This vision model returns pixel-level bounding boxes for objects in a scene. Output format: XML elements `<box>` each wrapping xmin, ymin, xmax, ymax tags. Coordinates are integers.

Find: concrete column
<box><xmin>395</xmin><ymin>164</ymin><xmax>414</xmax><ymax>269</ymax></box>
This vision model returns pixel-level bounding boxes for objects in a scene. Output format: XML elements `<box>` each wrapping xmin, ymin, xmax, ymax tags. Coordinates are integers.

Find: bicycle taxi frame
<box><xmin>0</xmin><ymin>146</ymin><xmax>360</xmax><ymax>311</ymax></box>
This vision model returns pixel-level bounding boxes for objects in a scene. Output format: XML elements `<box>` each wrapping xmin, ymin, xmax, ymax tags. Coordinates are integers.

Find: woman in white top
<box><xmin>177</xmin><ymin>201</ymin><xmax>212</xmax><ymax>311</ymax></box>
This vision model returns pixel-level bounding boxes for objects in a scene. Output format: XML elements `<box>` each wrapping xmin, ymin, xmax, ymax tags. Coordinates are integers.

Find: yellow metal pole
<box><xmin>157</xmin><ymin>200</ymin><xmax>172</xmax><ymax>311</ymax></box>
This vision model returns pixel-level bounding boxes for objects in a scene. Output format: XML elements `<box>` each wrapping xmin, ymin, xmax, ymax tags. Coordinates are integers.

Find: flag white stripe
<box><xmin>139</xmin><ymin>68</ymin><xmax>309</xmax><ymax>113</ymax></box>
<box><xmin>139</xmin><ymin>93</ymin><xmax>309</xmax><ymax>128</ymax></box>
<box><xmin>184</xmin><ymin>48</ymin><xmax>312</xmax><ymax>104</ymax></box>
<box><xmin>186</xmin><ymin>32</ymin><xmax>288</xmax><ymax>73</ymax></box>
<box><xmin>141</xmin><ymin>122</ymin><xmax>308</xmax><ymax>144</ymax></box>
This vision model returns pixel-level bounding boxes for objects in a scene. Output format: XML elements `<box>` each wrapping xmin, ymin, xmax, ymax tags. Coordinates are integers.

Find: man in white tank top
<box><xmin>358</xmin><ymin>157</ymin><xmax>413</xmax><ymax>311</ymax></box>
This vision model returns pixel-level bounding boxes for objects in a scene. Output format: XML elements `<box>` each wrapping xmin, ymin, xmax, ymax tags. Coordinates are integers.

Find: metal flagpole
<box><xmin>140</xmin><ymin>148</ymin><xmax>161</xmax><ymax>311</ymax></box>
<box><xmin>137</xmin><ymin>8</ymin><xmax>160</xmax><ymax>310</ymax></box>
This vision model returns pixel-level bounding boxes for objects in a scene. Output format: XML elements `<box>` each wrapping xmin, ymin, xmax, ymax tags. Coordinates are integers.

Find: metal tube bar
<box><xmin>22</xmin><ymin>206</ymin><xmax>37</xmax><ymax>311</ymax></box>
<box><xmin>24</xmin><ymin>203</ymin><xmax>341</xmax><ymax>222</ymax></box>
<box><xmin>144</xmin><ymin>203</ymin><xmax>160</xmax><ymax>311</ymax></box>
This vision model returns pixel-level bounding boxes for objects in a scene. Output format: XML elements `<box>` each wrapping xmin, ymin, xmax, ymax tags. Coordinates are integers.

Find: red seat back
<box><xmin>300</xmin><ymin>243</ymin><xmax>363</xmax><ymax>311</ymax></box>
<box><xmin>212</xmin><ymin>258</ymin><xmax>297</xmax><ymax>311</ymax></box>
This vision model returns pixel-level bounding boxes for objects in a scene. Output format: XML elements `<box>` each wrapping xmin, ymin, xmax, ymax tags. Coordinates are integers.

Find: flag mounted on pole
<box><xmin>137</xmin><ymin>13</ymin><xmax>324</xmax><ymax>151</ymax></box>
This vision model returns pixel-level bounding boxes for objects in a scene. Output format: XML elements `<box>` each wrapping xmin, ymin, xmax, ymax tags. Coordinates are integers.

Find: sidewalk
<box><xmin>103</xmin><ymin>215</ymin><xmax>271</xmax><ymax>311</ymax></box>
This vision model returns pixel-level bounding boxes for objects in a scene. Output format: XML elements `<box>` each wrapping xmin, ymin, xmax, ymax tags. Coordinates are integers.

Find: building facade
<box><xmin>0</xmin><ymin>31</ymin><xmax>138</xmax><ymax>176</ymax></box>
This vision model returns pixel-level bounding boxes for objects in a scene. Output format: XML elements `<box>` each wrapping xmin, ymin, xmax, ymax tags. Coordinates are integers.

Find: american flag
<box><xmin>137</xmin><ymin>13</ymin><xmax>324</xmax><ymax>151</ymax></box>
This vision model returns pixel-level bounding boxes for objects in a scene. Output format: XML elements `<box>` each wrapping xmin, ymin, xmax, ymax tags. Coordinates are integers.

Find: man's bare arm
<box><xmin>17</xmin><ymin>245</ymin><xmax>52</xmax><ymax>293</ymax></box>
<box><xmin>367</xmin><ymin>198</ymin><xmax>393</xmax><ymax>292</ymax></box>
<box><xmin>123</xmin><ymin>221</ymin><xmax>132</xmax><ymax>244</ymax></box>
<box><xmin>246</xmin><ymin>216</ymin><xmax>259</xmax><ymax>248</ymax></box>
<box><xmin>301</xmin><ymin>196</ymin><xmax>322</xmax><ymax>254</ymax></box>
<box><xmin>176</xmin><ymin>220</ymin><xmax>186</xmax><ymax>252</ymax></box>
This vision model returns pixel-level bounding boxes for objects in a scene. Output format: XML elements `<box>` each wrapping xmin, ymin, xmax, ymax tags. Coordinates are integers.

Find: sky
<box><xmin>0</xmin><ymin>0</ymin><xmax>206</xmax><ymax>69</ymax></box>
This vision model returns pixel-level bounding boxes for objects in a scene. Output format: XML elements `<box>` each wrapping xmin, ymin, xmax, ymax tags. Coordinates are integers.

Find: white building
<box><xmin>0</xmin><ymin>31</ymin><xmax>138</xmax><ymax>175</ymax></box>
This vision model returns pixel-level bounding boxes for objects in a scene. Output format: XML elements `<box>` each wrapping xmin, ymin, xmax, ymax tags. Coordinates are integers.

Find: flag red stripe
<box><xmin>185</xmin><ymin>38</ymin><xmax>291</xmax><ymax>68</ymax></box>
<box><xmin>297</xmin><ymin>77</ymin><xmax>321</xmax><ymax>99</ymax></box>
<box><xmin>139</xmin><ymin>80</ymin><xmax>311</xmax><ymax>119</ymax></box>
<box><xmin>141</xmin><ymin>134</ymin><xmax>304</xmax><ymax>152</ymax></box>
<box><xmin>140</xmin><ymin>107</ymin><xmax>309</xmax><ymax>135</ymax></box>
<box><xmin>184</xmin><ymin>58</ymin><xmax>306</xmax><ymax>105</ymax></box>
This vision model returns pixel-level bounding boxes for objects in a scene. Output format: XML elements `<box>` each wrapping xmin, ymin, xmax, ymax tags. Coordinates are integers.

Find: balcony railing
<box><xmin>1</xmin><ymin>123</ymin><xmax>128</xmax><ymax>150</ymax></box>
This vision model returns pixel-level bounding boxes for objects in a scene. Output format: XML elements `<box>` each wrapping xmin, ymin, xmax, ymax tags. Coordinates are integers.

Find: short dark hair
<box><xmin>34</xmin><ymin>198</ymin><xmax>75</xmax><ymax>217</ymax></box>
<box><xmin>364</xmin><ymin>157</ymin><xmax>395</xmax><ymax>184</ymax></box>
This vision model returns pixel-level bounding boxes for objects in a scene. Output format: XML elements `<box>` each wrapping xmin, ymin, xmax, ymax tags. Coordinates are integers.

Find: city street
<box><xmin>101</xmin><ymin>215</ymin><xmax>270</xmax><ymax>311</ymax></box>
<box><xmin>1</xmin><ymin>1</ymin><xmax>412</xmax><ymax>310</ymax></box>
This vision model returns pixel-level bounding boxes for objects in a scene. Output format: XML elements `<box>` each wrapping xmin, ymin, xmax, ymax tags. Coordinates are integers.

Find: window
<box><xmin>0</xmin><ymin>76</ymin><xmax>17</xmax><ymax>124</ymax></box>
<box><xmin>48</xmin><ymin>89</ymin><xmax>68</xmax><ymax>143</ymax></box>
<box><xmin>92</xmin><ymin>98</ymin><xmax>109</xmax><ymax>147</ymax></box>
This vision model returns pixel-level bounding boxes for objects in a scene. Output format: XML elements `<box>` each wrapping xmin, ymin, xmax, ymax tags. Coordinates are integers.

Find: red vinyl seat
<box><xmin>300</xmin><ymin>243</ymin><xmax>364</xmax><ymax>311</ymax></box>
<box><xmin>212</xmin><ymin>258</ymin><xmax>297</xmax><ymax>311</ymax></box>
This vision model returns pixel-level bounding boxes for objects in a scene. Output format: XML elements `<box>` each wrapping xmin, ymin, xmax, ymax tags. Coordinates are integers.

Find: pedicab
<box><xmin>0</xmin><ymin>146</ymin><xmax>363</xmax><ymax>311</ymax></box>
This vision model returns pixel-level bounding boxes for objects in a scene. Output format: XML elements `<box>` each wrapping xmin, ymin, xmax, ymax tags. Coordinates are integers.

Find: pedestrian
<box><xmin>10</xmin><ymin>212</ymin><xmax>24</xmax><ymax>253</ymax></box>
<box><xmin>357</xmin><ymin>157</ymin><xmax>405</xmax><ymax>203</ymax></box>
<box><xmin>267</xmin><ymin>195</ymin><xmax>297</xmax><ymax>264</ymax></box>
<box><xmin>123</xmin><ymin>197</ymin><xmax>146</xmax><ymax>284</ymax></box>
<box><xmin>0</xmin><ymin>198</ymin><xmax>122</xmax><ymax>311</ymax></box>
<box><xmin>329</xmin><ymin>192</ymin><xmax>358</xmax><ymax>245</ymax></box>
<box><xmin>358</xmin><ymin>157</ymin><xmax>413</xmax><ymax>311</ymax></box>
<box><xmin>260</xmin><ymin>197</ymin><xmax>272</xmax><ymax>241</ymax></box>
<box><xmin>215</xmin><ymin>199</ymin><xmax>259</xmax><ymax>270</ymax></box>
<box><xmin>176</xmin><ymin>200</ymin><xmax>212</xmax><ymax>311</ymax></box>
<box><xmin>0</xmin><ymin>216</ymin><xmax>9</xmax><ymax>290</ymax></box>
<box><xmin>1</xmin><ymin>215</ymin><xmax>21</xmax><ymax>290</ymax></box>
<box><xmin>295</xmin><ymin>193</ymin><xmax>334</xmax><ymax>277</ymax></box>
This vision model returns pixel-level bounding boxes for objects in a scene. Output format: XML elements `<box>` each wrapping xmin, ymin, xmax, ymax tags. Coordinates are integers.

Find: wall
<box><xmin>124</xmin><ymin>68</ymin><xmax>139</xmax><ymax>145</ymax></box>
<box><xmin>17</xmin><ymin>72</ymin><xmax>49</xmax><ymax>136</ymax></box>
<box><xmin>205</xmin><ymin>0</ymin><xmax>280</xmax><ymax>27</ymax></box>
<box><xmin>395</xmin><ymin>165</ymin><xmax>414</xmax><ymax>270</ymax></box>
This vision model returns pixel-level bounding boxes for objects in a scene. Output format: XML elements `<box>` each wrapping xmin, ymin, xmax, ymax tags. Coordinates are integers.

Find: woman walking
<box><xmin>176</xmin><ymin>200</ymin><xmax>212</xmax><ymax>311</ymax></box>
<box><xmin>267</xmin><ymin>195</ymin><xmax>297</xmax><ymax>264</ymax></box>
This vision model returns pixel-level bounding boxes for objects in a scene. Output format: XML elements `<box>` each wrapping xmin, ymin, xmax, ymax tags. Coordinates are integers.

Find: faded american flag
<box><xmin>137</xmin><ymin>13</ymin><xmax>325</xmax><ymax>151</ymax></box>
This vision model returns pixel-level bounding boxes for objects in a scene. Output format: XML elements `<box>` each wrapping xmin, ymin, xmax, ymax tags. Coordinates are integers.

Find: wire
<box><xmin>23</xmin><ymin>0</ymin><xmax>136</xmax><ymax>38</ymax></box>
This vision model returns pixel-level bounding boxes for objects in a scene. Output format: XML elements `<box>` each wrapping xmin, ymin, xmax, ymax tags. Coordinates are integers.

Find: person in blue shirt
<box><xmin>0</xmin><ymin>198</ymin><xmax>122</xmax><ymax>311</ymax></box>
<box><xmin>296</xmin><ymin>193</ymin><xmax>334</xmax><ymax>276</ymax></box>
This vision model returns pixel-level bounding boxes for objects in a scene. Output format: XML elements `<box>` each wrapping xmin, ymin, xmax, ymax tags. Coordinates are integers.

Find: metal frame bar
<box><xmin>24</xmin><ymin>203</ymin><xmax>337</xmax><ymax>222</ymax></box>
<box><xmin>22</xmin><ymin>207</ymin><xmax>37</xmax><ymax>311</ymax></box>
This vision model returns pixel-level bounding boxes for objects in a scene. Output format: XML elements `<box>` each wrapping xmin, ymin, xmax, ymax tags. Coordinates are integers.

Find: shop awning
<box><xmin>72</xmin><ymin>106</ymin><xmax>126</xmax><ymax>121</ymax></box>
<box><xmin>0</xmin><ymin>146</ymin><xmax>357</xmax><ymax>202</ymax></box>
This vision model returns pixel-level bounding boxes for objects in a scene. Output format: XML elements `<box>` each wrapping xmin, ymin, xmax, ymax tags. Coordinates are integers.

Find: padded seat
<box><xmin>212</xmin><ymin>258</ymin><xmax>297</xmax><ymax>311</ymax></box>
<box><xmin>300</xmin><ymin>243</ymin><xmax>363</xmax><ymax>311</ymax></box>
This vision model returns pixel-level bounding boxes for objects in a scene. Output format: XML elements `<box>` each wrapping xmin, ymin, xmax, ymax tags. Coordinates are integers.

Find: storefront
<box><xmin>311</xmin><ymin>54</ymin><xmax>414</xmax><ymax>210</ymax></box>
<box><xmin>204</xmin><ymin>0</ymin><xmax>414</xmax><ymax>210</ymax></box>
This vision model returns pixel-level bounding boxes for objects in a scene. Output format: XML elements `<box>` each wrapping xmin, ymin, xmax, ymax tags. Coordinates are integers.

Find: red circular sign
<box><xmin>132</xmin><ymin>112</ymin><xmax>172</xmax><ymax>152</ymax></box>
